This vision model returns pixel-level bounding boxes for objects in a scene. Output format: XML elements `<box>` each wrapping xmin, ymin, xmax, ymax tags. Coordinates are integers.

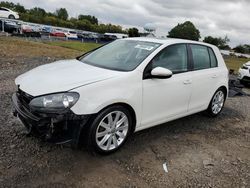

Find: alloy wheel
<box><xmin>211</xmin><ymin>90</ymin><xmax>224</xmax><ymax>114</ymax></box>
<box><xmin>95</xmin><ymin>111</ymin><xmax>129</xmax><ymax>151</ymax></box>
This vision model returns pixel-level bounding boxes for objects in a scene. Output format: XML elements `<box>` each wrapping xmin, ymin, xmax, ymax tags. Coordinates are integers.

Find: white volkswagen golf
<box><xmin>12</xmin><ymin>38</ymin><xmax>228</xmax><ymax>154</ymax></box>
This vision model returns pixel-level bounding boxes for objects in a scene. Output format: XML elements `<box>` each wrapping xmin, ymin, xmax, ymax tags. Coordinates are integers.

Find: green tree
<box><xmin>29</xmin><ymin>7</ymin><xmax>46</xmax><ymax>17</ymax></box>
<box><xmin>78</xmin><ymin>15</ymin><xmax>98</xmax><ymax>25</ymax></box>
<box><xmin>0</xmin><ymin>1</ymin><xmax>15</xmax><ymax>9</ymax></box>
<box><xmin>55</xmin><ymin>8</ymin><xmax>68</xmax><ymax>20</ymax></box>
<box><xmin>203</xmin><ymin>36</ymin><xmax>230</xmax><ymax>49</ymax></box>
<box><xmin>75</xmin><ymin>19</ymin><xmax>93</xmax><ymax>31</ymax></box>
<box><xmin>128</xmin><ymin>27</ymin><xmax>140</xmax><ymax>37</ymax></box>
<box><xmin>233</xmin><ymin>44</ymin><xmax>250</xmax><ymax>54</ymax></box>
<box><xmin>15</xmin><ymin>3</ymin><xmax>26</xmax><ymax>13</ymax></box>
<box><xmin>167</xmin><ymin>21</ymin><xmax>200</xmax><ymax>41</ymax></box>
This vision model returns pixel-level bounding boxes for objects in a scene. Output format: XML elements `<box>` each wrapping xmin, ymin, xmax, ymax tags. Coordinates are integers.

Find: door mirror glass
<box><xmin>151</xmin><ymin>67</ymin><xmax>173</xmax><ymax>79</ymax></box>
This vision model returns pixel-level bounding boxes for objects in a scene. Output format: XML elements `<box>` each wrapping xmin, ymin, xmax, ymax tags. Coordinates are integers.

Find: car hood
<box><xmin>16</xmin><ymin>59</ymin><xmax>122</xmax><ymax>96</ymax></box>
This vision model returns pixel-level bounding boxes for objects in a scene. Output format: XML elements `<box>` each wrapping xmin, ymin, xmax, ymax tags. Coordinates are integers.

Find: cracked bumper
<box><xmin>12</xmin><ymin>92</ymin><xmax>91</xmax><ymax>147</ymax></box>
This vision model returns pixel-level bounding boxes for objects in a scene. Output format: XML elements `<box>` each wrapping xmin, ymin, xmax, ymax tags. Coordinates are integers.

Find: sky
<box><xmin>7</xmin><ymin>0</ymin><xmax>250</xmax><ymax>47</ymax></box>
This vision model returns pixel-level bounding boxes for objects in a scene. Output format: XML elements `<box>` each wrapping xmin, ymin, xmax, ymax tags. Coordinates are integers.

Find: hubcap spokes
<box><xmin>212</xmin><ymin>91</ymin><xmax>224</xmax><ymax>114</ymax></box>
<box><xmin>96</xmin><ymin>111</ymin><xmax>129</xmax><ymax>151</ymax></box>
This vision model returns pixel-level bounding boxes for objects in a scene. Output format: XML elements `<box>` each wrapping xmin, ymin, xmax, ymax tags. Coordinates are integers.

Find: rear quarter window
<box><xmin>208</xmin><ymin>48</ymin><xmax>218</xmax><ymax>67</ymax></box>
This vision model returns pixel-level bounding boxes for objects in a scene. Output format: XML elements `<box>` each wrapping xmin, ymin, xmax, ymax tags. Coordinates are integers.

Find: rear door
<box><xmin>188</xmin><ymin>44</ymin><xmax>221</xmax><ymax>112</ymax></box>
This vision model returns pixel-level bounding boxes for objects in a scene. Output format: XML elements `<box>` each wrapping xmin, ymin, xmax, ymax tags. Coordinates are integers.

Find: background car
<box><xmin>50</xmin><ymin>31</ymin><xmax>66</xmax><ymax>37</ymax></box>
<box><xmin>64</xmin><ymin>30</ymin><xmax>78</xmax><ymax>39</ymax></box>
<box><xmin>21</xmin><ymin>24</ymin><xmax>33</xmax><ymax>33</ymax></box>
<box><xmin>0</xmin><ymin>7</ymin><xmax>19</xmax><ymax>19</ymax></box>
<box><xmin>238</xmin><ymin>61</ymin><xmax>250</xmax><ymax>86</ymax></box>
<box><xmin>0</xmin><ymin>20</ymin><xmax>19</xmax><ymax>33</ymax></box>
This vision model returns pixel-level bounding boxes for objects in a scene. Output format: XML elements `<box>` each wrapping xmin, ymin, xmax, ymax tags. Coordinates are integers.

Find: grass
<box><xmin>0</xmin><ymin>36</ymin><xmax>80</xmax><ymax>59</ymax></box>
<box><xmin>224</xmin><ymin>57</ymin><xmax>249</xmax><ymax>71</ymax></box>
<box><xmin>44</xmin><ymin>41</ymin><xmax>101</xmax><ymax>52</ymax></box>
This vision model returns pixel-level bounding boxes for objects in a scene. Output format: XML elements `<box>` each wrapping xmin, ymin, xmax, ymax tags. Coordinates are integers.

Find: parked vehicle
<box><xmin>238</xmin><ymin>61</ymin><xmax>250</xmax><ymax>85</ymax></box>
<box><xmin>104</xmin><ymin>32</ymin><xmax>128</xmax><ymax>39</ymax></box>
<box><xmin>12</xmin><ymin>38</ymin><xmax>228</xmax><ymax>154</ymax></box>
<box><xmin>98</xmin><ymin>34</ymin><xmax>117</xmax><ymax>42</ymax></box>
<box><xmin>21</xmin><ymin>24</ymin><xmax>33</xmax><ymax>33</ymax></box>
<box><xmin>50</xmin><ymin>31</ymin><xmax>66</xmax><ymax>37</ymax></box>
<box><xmin>0</xmin><ymin>7</ymin><xmax>19</xmax><ymax>19</ymax></box>
<box><xmin>77</xmin><ymin>32</ymin><xmax>91</xmax><ymax>39</ymax></box>
<box><xmin>39</xmin><ymin>26</ymin><xmax>52</xmax><ymax>36</ymax></box>
<box><xmin>20</xmin><ymin>24</ymin><xmax>40</xmax><ymax>37</ymax></box>
<box><xmin>0</xmin><ymin>20</ymin><xmax>19</xmax><ymax>33</ymax></box>
<box><xmin>64</xmin><ymin>30</ymin><xmax>78</xmax><ymax>39</ymax></box>
<box><xmin>41</xmin><ymin>26</ymin><xmax>52</xmax><ymax>33</ymax></box>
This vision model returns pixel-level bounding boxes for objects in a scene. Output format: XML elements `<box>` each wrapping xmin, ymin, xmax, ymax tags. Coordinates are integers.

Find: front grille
<box><xmin>16</xmin><ymin>89</ymin><xmax>34</xmax><ymax>110</ymax></box>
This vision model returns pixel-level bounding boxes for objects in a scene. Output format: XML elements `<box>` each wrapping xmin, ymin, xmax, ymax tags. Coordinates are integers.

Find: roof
<box><xmin>1</xmin><ymin>7</ymin><xmax>12</xmax><ymax>11</ymax></box>
<box><xmin>124</xmin><ymin>37</ymin><xmax>216</xmax><ymax>48</ymax></box>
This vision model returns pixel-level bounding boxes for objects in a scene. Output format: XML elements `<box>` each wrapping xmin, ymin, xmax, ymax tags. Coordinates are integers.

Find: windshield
<box><xmin>79</xmin><ymin>40</ymin><xmax>161</xmax><ymax>71</ymax></box>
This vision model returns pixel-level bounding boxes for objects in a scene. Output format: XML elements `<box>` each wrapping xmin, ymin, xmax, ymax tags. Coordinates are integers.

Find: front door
<box><xmin>141</xmin><ymin>44</ymin><xmax>192</xmax><ymax>128</ymax></box>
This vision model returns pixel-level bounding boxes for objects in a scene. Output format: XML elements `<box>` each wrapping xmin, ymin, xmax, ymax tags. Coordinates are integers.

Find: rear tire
<box><xmin>206</xmin><ymin>88</ymin><xmax>226</xmax><ymax>117</ymax></box>
<box><xmin>86</xmin><ymin>105</ymin><xmax>132</xmax><ymax>154</ymax></box>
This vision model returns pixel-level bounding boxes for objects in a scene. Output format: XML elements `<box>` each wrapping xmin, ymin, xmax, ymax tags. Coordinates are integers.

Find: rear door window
<box><xmin>190</xmin><ymin>44</ymin><xmax>210</xmax><ymax>70</ymax></box>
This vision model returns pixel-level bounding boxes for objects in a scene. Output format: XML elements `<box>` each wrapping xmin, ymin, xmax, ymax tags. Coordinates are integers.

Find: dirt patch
<box><xmin>0</xmin><ymin>36</ymin><xmax>249</xmax><ymax>187</ymax></box>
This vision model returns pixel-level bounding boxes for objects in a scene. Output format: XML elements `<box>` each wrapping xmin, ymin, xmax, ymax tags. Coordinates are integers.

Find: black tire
<box><xmin>86</xmin><ymin>105</ymin><xmax>133</xmax><ymax>154</ymax></box>
<box><xmin>206</xmin><ymin>88</ymin><xmax>226</xmax><ymax>117</ymax></box>
<box><xmin>8</xmin><ymin>15</ymin><xmax>15</xmax><ymax>19</ymax></box>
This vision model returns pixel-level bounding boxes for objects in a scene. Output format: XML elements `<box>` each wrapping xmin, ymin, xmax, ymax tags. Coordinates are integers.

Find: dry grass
<box><xmin>0</xmin><ymin>37</ymin><xmax>80</xmax><ymax>59</ymax></box>
<box><xmin>224</xmin><ymin>57</ymin><xmax>249</xmax><ymax>71</ymax></box>
<box><xmin>44</xmin><ymin>41</ymin><xmax>101</xmax><ymax>52</ymax></box>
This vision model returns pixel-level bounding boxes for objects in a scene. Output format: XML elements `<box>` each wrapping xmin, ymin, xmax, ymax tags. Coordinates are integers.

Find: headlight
<box><xmin>29</xmin><ymin>92</ymin><xmax>79</xmax><ymax>113</ymax></box>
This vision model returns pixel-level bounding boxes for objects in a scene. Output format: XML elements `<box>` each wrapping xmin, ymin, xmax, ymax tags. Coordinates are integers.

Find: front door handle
<box><xmin>183</xmin><ymin>80</ymin><xmax>192</xmax><ymax>84</ymax></box>
<box><xmin>212</xmin><ymin>74</ymin><xmax>218</xmax><ymax>78</ymax></box>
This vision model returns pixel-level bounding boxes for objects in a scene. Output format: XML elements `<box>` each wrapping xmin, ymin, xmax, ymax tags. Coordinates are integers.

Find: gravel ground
<box><xmin>0</xmin><ymin>37</ymin><xmax>250</xmax><ymax>188</ymax></box>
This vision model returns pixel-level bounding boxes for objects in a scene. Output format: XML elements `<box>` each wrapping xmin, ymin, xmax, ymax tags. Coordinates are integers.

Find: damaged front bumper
<box><xmin>12</xmin><ymin>90</ymin><xmax>91</xmax><ymax>147</ymax></box>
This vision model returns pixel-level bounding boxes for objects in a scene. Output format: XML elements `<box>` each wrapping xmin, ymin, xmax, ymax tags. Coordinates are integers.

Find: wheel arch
<box><xmin>218</xmin><ymin>85</ymin><xmax>228</xmax><ymax>98</ymax></box>
<box><xmin>206</xmin><ymin>85</ymin><xmax>228</xmax><ymax>110</ymax></box>
<box><xmin>76</xmin><ymin>102</ymin><xmax>137</xmax><ymax>150</ymax></box>
<box><xmin>98</xmin><ymin>102</ymin><xmax>137</xmax><ymax>133</ymax></box>
<box><xmin>8</xmin><ymin>14</ymin><xmax>15</xmax><ymax>19</ymax></box>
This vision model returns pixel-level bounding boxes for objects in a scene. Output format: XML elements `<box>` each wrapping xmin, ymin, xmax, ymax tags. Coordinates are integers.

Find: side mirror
<box><xmin>150</xmin><ymin>67</ymin><xmax>173</xmax><ymax>79</ymax></box>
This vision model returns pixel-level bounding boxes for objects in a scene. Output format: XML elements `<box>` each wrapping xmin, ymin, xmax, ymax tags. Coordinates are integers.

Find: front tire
<box><xmin>87</xmin><ymin>105</ymin><xmax>132</xmax><ymax>154</ymax></box>
<box><xmin>206</xmin><ymin>88</ymin><xmax>226</xmax><ymax>117</ymax></box>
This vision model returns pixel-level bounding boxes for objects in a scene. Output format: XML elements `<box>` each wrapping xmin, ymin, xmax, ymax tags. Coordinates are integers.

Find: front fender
<box><xmin>70</xmin><ymin>71</ymin><xmax>142</xmax><ymax>126</ymax></box>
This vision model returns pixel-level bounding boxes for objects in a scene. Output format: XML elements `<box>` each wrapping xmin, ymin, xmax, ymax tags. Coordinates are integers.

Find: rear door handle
<box><xmin>212</xmin><ymin>74</ymin><xmax>218</xmax><ymax>78</ymax></box>
<box><xmin>183</xmin><ymin>80</ymin><xmax>192</xmax><ymax>84</ymax></box>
